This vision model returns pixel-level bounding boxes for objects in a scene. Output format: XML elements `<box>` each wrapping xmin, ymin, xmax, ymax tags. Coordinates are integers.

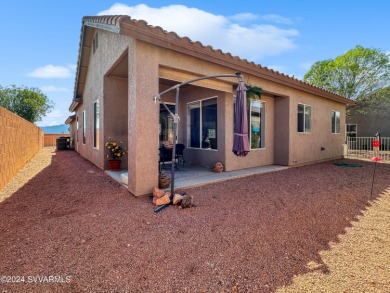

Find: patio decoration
<box><xmin>232</xmin><ymin>80</ymin><xmax>250</xmax><ymax>157</ymax></box>
<box><xmin>151</xmin><ymin>187</ymin><xmax>193</xmax><ymax>213</ymax></box>
<box><xmin>159</xmin><ymin>173</ymin><xmax>171</xmax><ymax>189</ymax></box>
<box><xmin>334</xmin><ymin>162</ymin><xmax>363</xmax><ymax>168</ymax></box>
<box><xmin>108</xmin><ymin>160</ymin><xmax>121</xmax><ymax>171</ymax></box>
<box><xmin>370</xmin><ymin>132</ymin><xmax>382</xmax><ymax>199</ymax></box>
<box><xmin>212</xmin><ymin>162</ymin><xmax>224</xmax><ymax>173</ymax></box>
<box><xmin>180</xmin><ymin>194</ymin><xmax>194</xmax><ymax>208</ymax></box>
<box><xmin>105</xmin><ymin>137</ymin><xmax>127</xmax><ymax>170</ymax></box>
<box><xmin>246</xmin><ymin>84</ymin><xmax>262</xmax><ymax>100</ymax></box>
<box><xmin>153</xmin><ymin>192</ymin><xmax>171</xmax><ymax>206</ymax></box>
<box><xmin>153</xmin><ymin>72</ymin><xmax>244</xmax><ymax>203</ymax></box>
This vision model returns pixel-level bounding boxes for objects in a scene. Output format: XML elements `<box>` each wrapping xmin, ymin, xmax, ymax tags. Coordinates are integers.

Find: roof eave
<box><xmin>70</xmin><ymin>15</ymin><xmax>355</xmax><ymax>107</ymax></box>
<box><xmin>69</xmin><ymin>101</ymin><xmax>79</xmax><ymax>112</ymax></box>
<box><xmin>65</xmin><ymin>114</ymin><xmax>76</xmax><ymax>125</ymax></box>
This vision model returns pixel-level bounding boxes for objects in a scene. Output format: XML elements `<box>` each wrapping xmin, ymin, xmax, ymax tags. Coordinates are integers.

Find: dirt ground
<box><xmin>0</xmin><ymin>147</ymin><xmax>389</xmax><ymax>293</ymax></box>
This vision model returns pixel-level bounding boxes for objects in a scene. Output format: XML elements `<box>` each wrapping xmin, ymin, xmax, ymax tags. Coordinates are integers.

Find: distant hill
<box><xmin>41</xmin><ymin>124</ymin><xmax>69</xmax><ymax>134</ymax></box>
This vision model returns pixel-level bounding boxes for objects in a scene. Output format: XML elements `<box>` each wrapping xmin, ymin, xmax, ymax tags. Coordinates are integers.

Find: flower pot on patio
<box><xmin>212</xmin><ymin>162</ymin><xmax>224</xmax><ymax>173</ymax></box>
<box><xmin>108</xmin><ymin>159</ymin><xmax>121</xmax><ymax>171</ymax></box>
<box><xmin>159</xmin><ymin>173</ymin><xmax>170</xmax><ymax>189</ymax></box>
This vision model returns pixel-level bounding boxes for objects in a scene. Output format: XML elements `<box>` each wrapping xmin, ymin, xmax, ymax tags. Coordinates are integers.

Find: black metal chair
<box><xmin>175</xmin><ymin>144</ymin><xmax>186</xmax><ymax>168</ymax></box>
<box><xmin>159</xmin><ymin>146</ymin><xmax>178</xmax><ymax>173</ymax></box>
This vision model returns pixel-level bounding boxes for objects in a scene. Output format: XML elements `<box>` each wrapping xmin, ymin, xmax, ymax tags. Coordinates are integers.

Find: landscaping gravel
<box><xmin>0</xmin><ymin>148</ymin><xmax>389</xmax><ymax>292</ymax></box>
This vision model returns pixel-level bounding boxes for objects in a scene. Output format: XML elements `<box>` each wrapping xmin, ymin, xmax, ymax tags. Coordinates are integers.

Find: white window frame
<box><xmin>297</xmin><ymin>103</ymin><xmax>311</xmax><ymax>133</ymax></box>
<box><xmin>93</xmin><ymin>100</ymin><xmax>100</xmax><ymax>149</ymax></box>
<box><xmin>76</xmin><ymin>116</ymin><xmax>79</xmax><ymax>143</ymax></box>
<box><xmin>82</xmin><ymin>110</ymin><xmax>86</xmax><ymax>144</ymax></box>
<box><xmin>248</xmin><ymin>99</ymin><xmax>266</xmax><ymax>150</ymax></box>
<box><xmin>187</xmin><ymin>96</ymin><xmax>218</xmax><ymax>150</ymax></box>
<box><xmin>331</xmin><ymin>110</ymin><xmax>340</xmax><ymax>134</ymax></box>
<box><xmin>346</xmin><ymin>124</ymin><xmax>357</xmax><ymax>140</ymax></box>
<box><xmin>159</xmin><ymin>102</ymin><xmax>178</xmax><ymax>147</ymax></box>
<box><xmin>93</xmin><ymin>32</ymin><xmax>98</xmax><ymax>54</ymax></box>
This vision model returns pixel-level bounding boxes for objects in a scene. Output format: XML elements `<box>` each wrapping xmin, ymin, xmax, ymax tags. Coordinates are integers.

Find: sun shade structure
<box><xmin>232</xmin><ymin>80</ymin><xmax>250</xmax><ymax>157</ymax></box>
<box><xmin>154</xmin><ymin>72</ymin><xmax>244</xmax><ymax>196</ymax></box>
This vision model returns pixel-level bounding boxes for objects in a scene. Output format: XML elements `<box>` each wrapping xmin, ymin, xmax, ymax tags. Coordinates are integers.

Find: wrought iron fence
<box><xmin>346</xmin><ymin>137</ymin><xmax>390</xmax><ymax>162</ymax></box>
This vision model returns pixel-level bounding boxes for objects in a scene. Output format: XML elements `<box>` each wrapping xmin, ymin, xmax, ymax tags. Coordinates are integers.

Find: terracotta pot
<box><xmin>212</xmin><ymin>162</ymin><xmax>224</xmax><ymax>173</ymax></box>
<box><xmin>108</xmin><ymin>159</ymin><xmax>121</xmax><ymax>171</ymax></box>
<box><xmin>159</xmin><ymin>173</ymin><xmax>171</xmax><ymax>189</ymax></box>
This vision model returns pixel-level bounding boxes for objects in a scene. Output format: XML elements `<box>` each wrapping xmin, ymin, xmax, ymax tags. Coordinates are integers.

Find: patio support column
<box><xmin>223</xmin><ymin>92</ymin><xmax>234</xmax><ymax>171</ymax></box>
<box><xmin>127</xmin><ymin>41</ymin><xmax>160</xmax><ymax>196</ymax></box>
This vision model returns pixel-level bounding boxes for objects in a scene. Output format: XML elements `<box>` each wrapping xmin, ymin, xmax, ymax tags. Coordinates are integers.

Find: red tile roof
<box><xmin>70</xmin><ymin>15</ymin><xmax>354</xmax><ymax>112</ymax></box>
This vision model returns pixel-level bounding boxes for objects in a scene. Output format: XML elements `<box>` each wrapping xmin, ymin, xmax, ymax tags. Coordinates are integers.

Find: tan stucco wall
<box><xmin>274</xmin><ymin>96</ymin><xmax>290</xmax><ymax>165</ymax></box>
<box><xmin>127</xmin><ymin>40</ymin><xmax>346</xmax><ymax>193</ymax></box>
<box><xmin>225</xmin><ymin>94</ymin><xmax>275</xmax><ymax>171</ymax></box>
<box><xmin>104</xmin><ymin>76</ymin><xmax>128</xmax><ymax>169</ymax></box>
<box><xmin>288</xmin><ymin>93</ymin><xmax>346</xmax><ymax>166</ymax></box>
<box><xmin>74</xmin><ymin>31</ymin><xmax>348</xmax><ymax>196</ymax></box>
<box><xmin>127</xmin><ymin>41</ymin><xmax>160</xmax><ymax>196</ymax></box>
<box><xmin>75</xmin><ymin>30</ymin><xmax>131</xmax><ymax>170</ymax></box>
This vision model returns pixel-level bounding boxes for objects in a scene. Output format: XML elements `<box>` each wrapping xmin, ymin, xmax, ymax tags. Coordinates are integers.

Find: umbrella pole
<box><xmin>170</xmin><ymin>87</ymin><xmax>180</xmax><ymax>196</ymax></box>
<box><xmin>370</xmin><ymin>160</ymin><xmax>378</xmax><ymax>200</ymax></box>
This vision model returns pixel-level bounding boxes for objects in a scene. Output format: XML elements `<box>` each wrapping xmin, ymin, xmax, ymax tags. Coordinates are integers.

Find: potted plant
<box><xmin>105</xmin><ymin>137</ymin><xmax>127</xmax><ymax>170</ymax></box>
<box><xmin>246</xmin><ymin>85</ymin><xmax>262</xmax><ymax>99</ymax></box>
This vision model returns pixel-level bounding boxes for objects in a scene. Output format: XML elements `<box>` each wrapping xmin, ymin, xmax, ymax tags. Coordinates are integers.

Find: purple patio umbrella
<box><xmin>232</xmin><ymin>80</ymin><xmax>250</xmax><ymax>157</ymax></box>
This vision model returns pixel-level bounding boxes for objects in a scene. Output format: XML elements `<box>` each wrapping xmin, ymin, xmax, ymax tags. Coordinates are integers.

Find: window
<box><xmin>187</xmin><ymin>97</ymin><xmax>218</xmax><ymax>149</ymax></box>
<box><xmin>93</xmin><ymin>32</ymin><xmax>98</xmax><ymax>54</ymax></box>
<box><xmin>346</xmin><ymin>124</ymin><xmax>357</xmax><ymax>139</ymax></box>
<box><xmin>76</xmin><ymin>116</ymin><xmax>79</xmax><ymax>143</ymax></box>
<box><xmin>331</xmin><ymin>111</ymin><xmax>340</xmax><ymax>134</ymax></box>
<box><xmin>248</xmin><ymin>99</ymin><xmax>265</xmax><ymax>149</ymax></box>
<box><xmin>233</xmin><ymin>98</ymin><xmax>266</xmax><ymax>149</ymax></box>
<box><xmin>82</xmin><ymin>110</ymin><xmax>86</xmax><ymax>144</ymax></box>
<box><xmin>94</xmin><ymin>101</ymin><xmax>100</xmax><ymax>148</ymax></box>
<box><xmin>297</xmin><ymin>104</ymin><xmax>311</xmax><ymax>133</ymax></box>
<box><xmin>159</xmin><ymin>103</ymin><xmax>175</xmax><ymax>146</ymax></box>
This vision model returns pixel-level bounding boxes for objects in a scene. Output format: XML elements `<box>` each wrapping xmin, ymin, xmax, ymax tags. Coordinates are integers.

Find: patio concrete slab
<box><xmin>106</xmin><ymin>164</ymin><xmax>288</xmax><ymax>191</ymax></box>
<box><xmin>168</xmin><ymin>164</ymin><xmax>288</xmax><ymax>189</ymax></box>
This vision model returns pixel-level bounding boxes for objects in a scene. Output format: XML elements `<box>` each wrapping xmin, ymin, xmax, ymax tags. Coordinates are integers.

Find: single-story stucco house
<box><xmin>65</xmin><ymin>15</ymin><xmax>355</xmax><ymax>196</ymax></box>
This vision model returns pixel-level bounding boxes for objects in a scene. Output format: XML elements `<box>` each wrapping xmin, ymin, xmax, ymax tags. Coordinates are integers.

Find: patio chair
<box><xmin>159</xmin><ymin>146</ymin><xmax>178</xmax><ymax>173</ymax></box>
<box><xmin>175</xmin><ymin>144</ymin><xmax>186</xmax><ymax>168</ymax></box>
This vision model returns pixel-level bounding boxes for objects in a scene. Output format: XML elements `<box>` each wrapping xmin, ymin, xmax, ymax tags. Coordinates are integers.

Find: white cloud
<box><xmin>67</xmin><ymin>64</ymin><xmax>77</xmax><ymax>71</ymax></box>
<box><xmin>300</xmin><ymin>62</ymin><xmax>313</xmax><ymax>70</ymax></box>
<box><xmin>260</xmin><ymin>14</ymin><xmax>293</xmax><ymax>25</ymax></box>
<box><xmin>40</xmin><ymin>86</ymin><xmax>70</xmax><ymax>93</ymax></box>
<box><xmin>228</xmin><ymin>13</ymin><xmax>258</xmax><ymax>22</ymax></box>
<box><xmin>98</xmin><ymin>4</ymin><xmax>299</xmax><ymax>61</ymax></box>
<box><xmin>266</xmin><ymin>65</ymin><xmax>289</xmax><ymax>73</ymax></box>
<box><xmin>27</xmin><ymin>64</ymin><xmax>76</xmax><ymax>78</ymax></box>
<box><xmin>36</xmin><ymin>110</ymin><xmax>68</xmax><ymax>127</ymax></box>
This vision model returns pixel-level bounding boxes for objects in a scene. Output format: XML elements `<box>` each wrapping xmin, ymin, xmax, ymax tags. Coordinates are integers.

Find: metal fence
<box><xmin>346</xmin><ymin>137</ymin><xmax>390</xmax><ymax>162</ymax></box>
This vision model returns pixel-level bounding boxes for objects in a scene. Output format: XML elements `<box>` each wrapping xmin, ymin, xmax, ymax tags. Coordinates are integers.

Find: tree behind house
<box><xmin>0</xmin><ymin>85</ymin><xmax>54</xmax><ymax>123</ymax></box>
<box><xmin>304</xmin><ymin>45</ymin><xmax>390</xmax><ymax>100</ymax></box>
<box><xmin>349</xmin><ymin>86</ymin><xmax>390</xmax><ymax>116</ymax></box>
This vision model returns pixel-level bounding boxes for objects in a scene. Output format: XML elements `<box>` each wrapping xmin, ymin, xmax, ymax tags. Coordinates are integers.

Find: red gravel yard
<box><xmin>0</xmin><ymin>148</ymin><xmax>389</xmax><ymax>292</ymax></box>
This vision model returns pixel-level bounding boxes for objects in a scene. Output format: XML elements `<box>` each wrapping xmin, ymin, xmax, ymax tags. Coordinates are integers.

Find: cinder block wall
<box><xmin>0</xmin><ymin>107</ymin><xmax>44</xmax><ymax>190</ymax></box>
<box><xmin>44</xmin><ymin>134</ymin><xmax>70</xmax><ymax>147</ymax></box>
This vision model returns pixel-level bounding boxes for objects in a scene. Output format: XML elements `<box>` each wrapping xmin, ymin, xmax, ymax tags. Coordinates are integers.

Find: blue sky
<box><xmin>1</xmin><ymin>1</ymin><xmax>389</xmax><ymax>126</ymax></box>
